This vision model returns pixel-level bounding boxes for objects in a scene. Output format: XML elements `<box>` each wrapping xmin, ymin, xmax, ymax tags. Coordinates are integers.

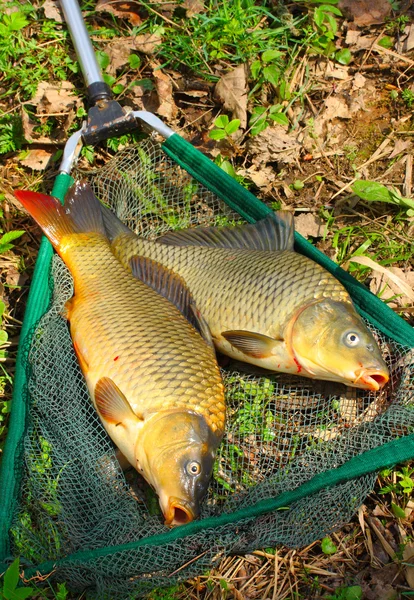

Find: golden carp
<box><xmin>15</xmin><ymin>181</ymin><xmax>225</xmax><ymax>526</ymax></box>
<box><xmin>102</xmin><ymin>208</ymin><xmax>389</xmax><ymax>391</ymax></box>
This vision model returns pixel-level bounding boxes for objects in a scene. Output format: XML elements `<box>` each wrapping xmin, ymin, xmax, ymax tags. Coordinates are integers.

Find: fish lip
<box><xmin>353</xmin><ymin>369</ymin><xmax>389</xmax><ymax>391</ymax></box>
<box><xmin>164</xmin><ymin>497</ymin><xmax>196</xmax><ymax>527</ymax></box>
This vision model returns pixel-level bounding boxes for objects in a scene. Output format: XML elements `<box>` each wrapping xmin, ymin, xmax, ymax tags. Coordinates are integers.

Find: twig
<box><xmin>404</xmin><ymin>154</ymin><xmax>413</xmax><ymax>197</ymax></box>
<box><xmin>373</xmin><ymin>43</ymin><xmax>414</xmax><ymax>68</ymax></box>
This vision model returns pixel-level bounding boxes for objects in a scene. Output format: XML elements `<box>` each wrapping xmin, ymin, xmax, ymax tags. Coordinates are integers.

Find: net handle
<box><xmin>161</xmin><ymin>134</ymin><xmax>414</xmax><ymax>348</ymax></box>
<box><xmin>0</xmin><ymin>173</ymin><xmax>73</xmax><ymax>563</ymax></box>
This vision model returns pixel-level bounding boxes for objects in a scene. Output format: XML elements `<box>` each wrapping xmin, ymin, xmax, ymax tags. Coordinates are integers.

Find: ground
<box><xmin>0</xmin><ymin>0</ymin><xmax>414</xmax><ymax>598</ymax></box>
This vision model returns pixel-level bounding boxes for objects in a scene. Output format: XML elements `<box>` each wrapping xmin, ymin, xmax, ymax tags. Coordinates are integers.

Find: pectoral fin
<box><xmin>221</xmin><ymin>330</ymin><xmax>279</xmax><ymax>358</ymax></box>
<box><xmin>95</xmin><ymin>377</ymin><xmax>143</xmax><ymax>425</ymax></box>
<box><xmin>130</xmin><ymin>255</ymin><xmax>214</xmax><ymax>347</ymax></box>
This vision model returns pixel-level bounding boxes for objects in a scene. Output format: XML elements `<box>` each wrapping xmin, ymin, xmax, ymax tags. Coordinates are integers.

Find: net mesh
<box><xmin>11</xmin><ymin>138</ymin><xmax>414</xmax><ymax>598</ymax></box>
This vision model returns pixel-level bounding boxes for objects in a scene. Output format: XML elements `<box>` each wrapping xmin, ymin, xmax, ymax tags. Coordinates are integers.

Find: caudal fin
<box><xmin>14</xmin><ymin>180</ymin><xmax>105</xmax><ymax>251</ymax></box>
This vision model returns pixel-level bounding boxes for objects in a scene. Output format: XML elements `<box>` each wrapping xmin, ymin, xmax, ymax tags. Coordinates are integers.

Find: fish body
<box><xmin>103</xmin><ymin>209</ymin><xmax>389</xmax><ymax>391</ymax></box>
<box><xmin>15</xmin><ymin>182</ymin><xmax>225</xmax><ymax>526</ymax></box>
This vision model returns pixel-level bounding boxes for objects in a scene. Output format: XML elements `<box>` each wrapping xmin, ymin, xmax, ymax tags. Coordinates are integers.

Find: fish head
<box><xmin>289</xmin><ymin>300</ymin><xmax>389</xmax><ymax>390</ymax></box>
<box><xmin>138</xmin><ymin>411</ymin><xmax>220</xmax><ymax>526</ymax></box>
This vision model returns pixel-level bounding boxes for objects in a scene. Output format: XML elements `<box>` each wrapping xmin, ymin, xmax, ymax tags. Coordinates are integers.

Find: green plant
<box><xmin>0</xmin><ymin>558</ymin><xmax>34</xmax><ymax>599</ymax></box>
<box><xmin>402</xmin><ymin>88</ymin><xmax>414</xmax><ymax>109</ymax></box>
<box><xmin>209</xmin><ymin>115</ymin><xmax>240</xmax><ymax>140</ymax></box>
<box><xmin>250</xmin><ymin>49</ymin><xmax>285</xmax><ymax>94</ymax></box>
<box><xmin>351</xmin><ymin>180</ymin><xmax>414</xmax><ymax>216</ymax></box>
<box><xmin>306</xmin><ymin>0</ymin><xmax>342</xmax><ymax>57</ymax></box>
<box><xmin>249</xmin><ymin>104</ymin><xmax>289</xmax><ymax>136</ymax></box>
<box><xmin>325</xmin><ymin>585</ymin><xmax>362</xmax><ymax>600</ymax></box>
<box><xmin>321</xmin><ymin>536</ymin><xmax>337</xmax><ymax>555</ymax></box>
<box><xmin>0</xmin><ymin>115</ymin><xmax>26</xmax><ymax>155</ymax></box>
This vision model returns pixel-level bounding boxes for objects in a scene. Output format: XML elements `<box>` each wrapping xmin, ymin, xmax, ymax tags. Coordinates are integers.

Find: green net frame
<box><xmin>0</xmin><ymin>134</ymin><xmax>413</xmax><ymax>598</ymax></box>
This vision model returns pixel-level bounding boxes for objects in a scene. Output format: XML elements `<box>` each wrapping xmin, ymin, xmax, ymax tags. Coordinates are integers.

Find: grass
<box><xmin>1</xmin><ymin>0</ymin><xmax>414</xmax><ymax>597</ymax></box>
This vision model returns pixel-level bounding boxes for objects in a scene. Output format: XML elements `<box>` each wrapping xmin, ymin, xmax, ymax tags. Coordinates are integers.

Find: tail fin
<box><xmin>14</xmin><ymin>180</ymin><xmax>105</xmax><ymax>250</ymax></box>
<box><xmin>100</xmin><ymin>203</ymin><xmax>132</xmax><ymax>241</ymax></box>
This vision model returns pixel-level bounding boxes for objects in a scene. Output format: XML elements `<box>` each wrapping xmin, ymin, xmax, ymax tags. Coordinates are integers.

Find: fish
<box><xmin>15</xmin><ymin>181</ymin><xmax>225</xmax><ymax>526</ymax></box>
<box><xmin>101</xmin><ymin>207</ymin><xmax>389</xmax><ymax>392</ymax></box>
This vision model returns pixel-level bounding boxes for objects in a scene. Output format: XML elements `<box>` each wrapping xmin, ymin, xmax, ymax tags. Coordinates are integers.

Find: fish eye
<box><xmin>344</xmin><ymin>332</ymin><xmax>360</xmax><ymax>347</ymax></box>
<box><xmin>186</xmin><ymin>461</ymin><xmax>201</xmax><ymax>476</ymax></box>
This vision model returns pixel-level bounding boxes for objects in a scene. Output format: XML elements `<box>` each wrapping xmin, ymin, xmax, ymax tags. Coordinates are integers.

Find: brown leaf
<box><xmin>403</xmin><ymin>541</ymin><xmax>414</xmax><ymax>588</ymax></box>
<box><xmin>31</xmin><ymin>81</ymin><xmax>81</xmax><ymax>115</ymax></box>
<box><xmin>339</xmin><ymin>0</ymin><xmax>392</xmax><ymax>26</ymax></box>
<box><xmin>95</xmin><ymin>0</ymin><xmax>142</xmax><ymax>25</ymax></box>
<box><xmin>19</xmin><ymin>149</ymin><xmax>53</xmax><ymax>171</ymax></box>
<box><xmin>182</xmin><ymin>0</ymin><xmax>204</xmax><ymax>16</ymax></box>
<box><xmin>388</xmin><ymin>138</ymin><xmax>412</xmax><ymax>159</ymax></box>
<box><xmin>134</xmin><ymin>32</ymin><xmax>162</xmax><ymax>56</ymax></box>
<box><xmin>247</xmin><ymin>125</ymin><xmax>301</xmax><ymax>165</ymax></box>
<box><xmin>152</xmin><ymin>65</ymin><xmax>178</xmax><ymax>121</ymax></box>
<box><xmin>214</xmin><ymin>64</ymin><xmax>248</xmax><ymax>129</ymax></box>
<box><xmin>295</xmin><ymin>213</ymin><xmax>325</xmax><ymax>238</ymax></box>
<box><xmin>345</xmin><ymin>30</ymin><xmax>377</xmax><ymax>49</ymax></box>
<box><xmin>369</xmin><ymin>265</ymin><xmax>414</xmax><ymax>307</ymax></box>
<box><xmin>396</xmin><ymin>24</ymin><xmax>414</xmax><ymax>53</ymax></box>
<box><xmin>42</xmin><ymin>0</ymin><xmax>63</xmax><ymax>22</ymax></box>
<box><xmin>20</xmin><ymin>109</ymin><xmax>50</xmax><ymax>144</ymax></box>
<box><xmin>105</xmin><ymin>38</ymin><xmax>135</xmax><ymax>75</ymax></box>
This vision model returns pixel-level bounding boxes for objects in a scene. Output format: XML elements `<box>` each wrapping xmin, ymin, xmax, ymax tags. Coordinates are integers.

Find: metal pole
<box><xmin>59</xmin><ymin>0</ymin><xmax>111</xmax><ymax>102</ymax></box>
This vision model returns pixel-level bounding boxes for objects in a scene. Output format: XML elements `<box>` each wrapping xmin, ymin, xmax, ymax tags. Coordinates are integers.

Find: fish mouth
<box><xmin>164</xmin><ymin>498</ymin><xmax>195</xmax><ymax>527</ymax></box>
<box><xmin>354</xmin><ymin>369</ymin><xmax>389</xmax><ymax>391</ymax></box>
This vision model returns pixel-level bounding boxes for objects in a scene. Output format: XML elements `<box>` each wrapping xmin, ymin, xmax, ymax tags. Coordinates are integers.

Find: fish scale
<box><xmin>112</xmin><ymin>235</ymin><xmax>349</xmax><ymax>339</ymax></box>
<box><xmin>64</xmin><ymin>234</ymin><xmax>225</xmax><ymax>433</ymax></box>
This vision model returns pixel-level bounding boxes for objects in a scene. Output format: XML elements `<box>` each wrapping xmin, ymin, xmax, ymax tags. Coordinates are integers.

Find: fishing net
<box><xmin>5</xmin><ymin>138</ymin><xmax>414</xmax><ymax>598</ymax></box>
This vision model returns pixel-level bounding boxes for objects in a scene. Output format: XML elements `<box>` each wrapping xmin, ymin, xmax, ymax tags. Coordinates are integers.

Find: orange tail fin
<box><xmin>15</xmin><ymin>181</ymin><xmax>105</xmax><ymax>251</ymax></box>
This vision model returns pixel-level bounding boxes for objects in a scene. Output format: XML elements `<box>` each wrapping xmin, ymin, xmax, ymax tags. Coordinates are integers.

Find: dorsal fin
<box><xmin>129</xmin><ymin>256</ymin><xmax>214</xmax><ymax>347</ymax></box>
<box><xmin>158</xmin><ymin>212</ymin><xmax>295</xmax><ymax>252</ymax></box>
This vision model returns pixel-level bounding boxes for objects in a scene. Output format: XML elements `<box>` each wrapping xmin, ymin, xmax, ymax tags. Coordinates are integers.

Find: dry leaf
<box><xmin>134</xmin><ymin>32</ymin><xmax>162</xmax><ymax>56</ymax></box>
<box><xmin>182</xmin><ymin>0</ymin><xmax>204</xmax><ymax>17</ymax></box>
<box><xmin>353</xmin><ymin>73</ymin><xmax>367</xmax><ymax>89</ymax></box>
<box><xmin>396</xmin><ymin>24</ymin><xmax>414</xmax><ymax>53</ymax></box>
<box><xmin>345</xmin><ymin>30</ymin><xmax>377</xmax><ymax>49</ymax></box>
<box><xmin>42</xmin><ymin>0</ymin><xmax>63</xmax><ymax>22</ymax></box>
<box><xmin>214</xmin><ymin>64</ymin><xmax>248</xmax><ymax>129</ymax></box>
<box><xmin>389</xmin><ymin>138</ymin><xmax>412</xmax><ymax>159</ymax></box>
<box><xmin>20</xmin><ymin>109</ymin><xmax>50</xmax><ymax>144</ymax></box>
<box><xmin>326</xmin><ymin>64</ymin><xmax>350</xmax><ymax>80</ymax></box>
<box><xmin>237</xmin><ymin>164</ymin><xmax>276</xmax><ymax>190</ymax></box>
<box><xmin>324</xmin><ymin>96</ymin><xmax>351</xmax><ymax>120</ymax></box>
<box><xmin>349</xmin><ymin>257</ymin><xmax>414</xmax><ymax>304</ymax></box>
<box><xmin>31</xmin><ymin>81</ymin><xmax>80</xmax><ymax>114</ymax></box>
<box><xmin>403</xmin><ymin>541</ymin><xmax>414</xmax><ymax>588</ymax></box>
<box><xmin>105</xmin><ymin>38</ymin><xmax>135</xmax><ymax>75</ymax></box>
<box><xmin>152</xmin><ymin>65</ymin><xmax>178</xmax><ymax>121</ymax></box>
<box><xmin>247</xmin><ymin>125</ymin><xmax>301</xmax><ymax>165</ymax></box>
<box><xmin>19</xmin><ymin>149</ymin><xmax>53</xmax><ymax>171</ymax></box>
<box><xmin>295</xmin><ymin>213</ymin><xmax>325</xmax><ymax>238</ymax></box>
<box><xmin>339</xmin><ymin>0</ymin><xmax>391</xmax><ymax>26</ymax></box>
<box><xmin>95</xmin><ymin>0</ymin><xmax>142</xmax><ymax>25</ymax></box>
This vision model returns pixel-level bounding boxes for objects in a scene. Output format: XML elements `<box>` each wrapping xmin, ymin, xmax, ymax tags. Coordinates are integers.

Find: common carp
<box><xmin>15</xmin><ymin>181</ymin><xmax>225</xmax><ymax>526</ymax></box>
<box><xmin>102</xmin><ymin>207</ymin><xmax>389</xmax><ymax>391</ymax></box>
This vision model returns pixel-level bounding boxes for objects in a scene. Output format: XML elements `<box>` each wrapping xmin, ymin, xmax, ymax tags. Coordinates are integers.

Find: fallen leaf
<box><xmin>95</xmin><ymin>0</ymin><xmax>142</xmax><ymax>25</ymax></box>
<box><xmin>31</xmin><ymin>81</ymin><xmax>81</xmax><ymax>115</ymax></box>
<box><xmin>182</xmin><ymin>0</ymin><xmax>204</xmax><ymax>16</ymax></box>
<box><xmin>345</xmin><ymin>30</ymin><xmax>377</xmax><ymax>49</ymax></box>
<box><xmin>247</xmin><ymin>125</ymin><xmax>301</xmax><ymax>165</ymax></box>
<box><xmin>388</xmin><ymin>138</ymin><xmax>412</xmax><ymax>159</ymax></box>
<box><xmin>339</xmin><ymin>0</ymin><xmax>391</xmax><ymax>26</ymax></box>
<box><xmin>5</xmin><ymin>265</ymin><xmax>28</xmax><ymax>288</ymax></box>
<box><xmin>324</xmin><ymin>96</ymin><xmax>351</xmax><ymax>120</ymax></box>
<box><xmin>295</xmin><ymin>213</ymin><xmax>325</xmax><ymax>238</ymax></box>
<box><xmin>237</xmin><ymin>164</ymin><xmax>276</xmax><ymax>190</ymax></box>
<box><xmin>353</xmin><ymin>73</ymin><xmax>367</xmax><ymax>89</ymax></box>
<box><xmin>352</xmin><ymin>258</ymin><xmax>414</xmax><ymax>305</ymax></box>
<box><xmin>151</xmin><ymin>64</ymin><xmax>178</xmax><ymax>121</ymax></box>
<box><xmin>42</xmin><ymin>0</ymin><xmax>63</xmax><ymax>22</ymax></box>
<box><xmin>214</xmin><ymin>64</ymin><xmax>248</xmax><ymax>129</ymax></box>
<box><xmin>326</xmin><ymin>64</ymin><xmax>350</xmax><ymax>80</ymax></box>
<box><xmin>403</xmin><ymin>541</ymin><xmax>414</xmax><ymax>588</ymax></box>
<box><xmin>134</xmin><ymin>32</ymin><xmax>163</xmax><ymax>56</ymax></box>
<box><xmin>105</xmin><ymin>38</ymin><xmax>135</xmax><ymax>75</ymax></box>
<box><xmin>20</xmin><ymin>109</ymin><xmax>50</xmax><ymax>143</ymax></box>
<box><xmin>396</xmin><ymin>24</ymin><xmax>414</xmax><ymax>54</ymax></box>
<box><xmin>19</xmin><ymin>149</ymin><xmax>53</xmax><ymax>171</ymax></box>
